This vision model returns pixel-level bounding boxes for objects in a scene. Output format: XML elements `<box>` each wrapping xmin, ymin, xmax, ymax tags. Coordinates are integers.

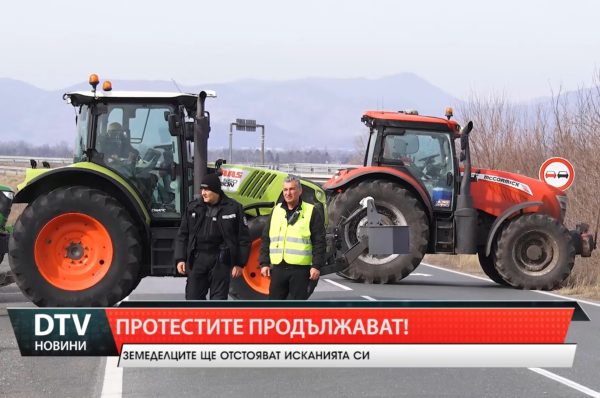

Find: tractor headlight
<box><xmin>1</xmin><ymin>191</ymin><xmax>13</xmax><ymax>201</ymax></box>
<box><xmin>556</xmin><ymin>195</ymin><xmax>568</xmax><ymax>221</ymax></box>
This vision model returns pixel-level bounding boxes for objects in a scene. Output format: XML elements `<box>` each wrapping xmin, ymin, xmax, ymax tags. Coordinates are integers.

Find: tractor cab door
<box><xmin>378</xmin><ymin>129</ymin><xmax>456</xmax><ymax>211</ymax></box>
<box><xmin>92</xmin><ymin>102</ymin><xmax>184</xmax><ymax>220</ymax></box>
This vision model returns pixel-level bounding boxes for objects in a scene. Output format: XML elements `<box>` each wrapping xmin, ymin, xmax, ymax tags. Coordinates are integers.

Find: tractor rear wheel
<box><xmin>8</xmin><ymin>186</ymin><xmax>142</xmax><ymax>306</ymax></box>
<box><xmin>328</xmin><ymin>180</ymin><xmax>429</xmax><ymax>283</ymax></box>
<box><xmin>494</xmin><ymin>213</ymin><xmax>574</xmax><ymax>290</ymax></box>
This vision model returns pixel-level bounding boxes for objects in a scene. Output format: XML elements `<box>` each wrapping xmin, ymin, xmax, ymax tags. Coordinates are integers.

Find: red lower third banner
<box><xmin>106</xmin><ymin>307</ymin><xmax>574</xmax><ymax>346</ymax></box>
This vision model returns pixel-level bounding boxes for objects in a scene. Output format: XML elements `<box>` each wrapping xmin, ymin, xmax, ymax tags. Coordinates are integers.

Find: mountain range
<box><xmin>0</xmin><ymin>73</ymin><xmax>459</xmax><ymax>150</ymax></box>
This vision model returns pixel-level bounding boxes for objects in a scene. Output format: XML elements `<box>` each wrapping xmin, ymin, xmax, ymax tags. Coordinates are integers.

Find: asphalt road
<box><xmin>1</xmin><ymin>258</ymin><xmax>600</xmax><ymax>398</ymax></box>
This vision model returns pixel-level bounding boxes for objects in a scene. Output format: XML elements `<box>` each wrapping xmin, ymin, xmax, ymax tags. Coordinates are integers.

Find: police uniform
<box><xmin>174</xmin><ymin>175</ymin><xmax>250</xmax><ymax>300</ymax></box>
<box><xmin>259</xmin><ymin>199</ymin><xmax>326</xmax><ymax>300</ymax></box>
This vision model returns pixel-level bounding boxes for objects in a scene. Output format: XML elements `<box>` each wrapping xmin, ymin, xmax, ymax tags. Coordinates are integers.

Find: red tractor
<box><xmin>324</xmin><ymin>109</ymin><xmax>595</xmax><ymax>289</ymax></box>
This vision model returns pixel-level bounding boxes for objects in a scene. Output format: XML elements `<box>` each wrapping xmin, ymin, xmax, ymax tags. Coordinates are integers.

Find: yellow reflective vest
<box><xmin>269</xmin><ymin>202</ymin><xmax>314</xmax><ymax>266</ymax></box>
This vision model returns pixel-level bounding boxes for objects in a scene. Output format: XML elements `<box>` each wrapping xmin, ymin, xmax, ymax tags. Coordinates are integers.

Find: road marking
<box><xmin>531</xmin><ymin>290</ymin><xmax>600</xmax><ymax>309</ymax></box>
<box><xmin>421</xmin><ymin>262</ymin><xmax>600</xmax><ymax>307</ymax></box>
<box><xmin>100</xmin><ymin>357</ymin><xmax>122</xmax><ymax>398</ymax></box>
<box><xmin>408</xmin><ymin>273</ymin><xmax>432</xmax><ymax>277</ymax></box>
<box><xmin>421</xmin><ymin>263</ymin><xmax>494</xmax><ymax>283</ymax></box>
<box><xmin>529</xmin><ymin>368</ymin><xmax>600</xmax><ymax>397</ymax></box>
<box><xmin>423</xmin><ymin>262</ymin><xmax>600</xmax><ymax>396</ymax></box>
<box><xmin>361</xmin><ymin>295</ymin><xmax>376</xmax><ymax>301</ymax></box>
<box><xmin>322</xmin><ymin>278</ymin><xmax>353</xmax><ymax>291</ymax></box>
<box><xmin>101</xmin><ymin>296</ymin><xmax>128</xmax><ymax>398</ymax></box>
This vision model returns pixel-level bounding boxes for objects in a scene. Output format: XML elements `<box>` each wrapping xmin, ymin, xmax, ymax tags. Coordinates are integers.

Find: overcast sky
<box><xmin>1</xmin><ymin>0</ymin><xmax>598</xmax><ymax>101</ymax></box>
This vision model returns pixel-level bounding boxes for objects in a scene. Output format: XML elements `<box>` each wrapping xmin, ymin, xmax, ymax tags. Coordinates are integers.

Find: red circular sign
<box><xmin>539</xmin><ymin>157</ymin><xmax>575</xmax><ymax>190</ymax></box>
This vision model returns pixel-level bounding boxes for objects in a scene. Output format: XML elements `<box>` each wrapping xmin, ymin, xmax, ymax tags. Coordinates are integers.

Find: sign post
<box><xmin>229</xmin><ymin>119</ymin><xmax>265</xmax><ymax>164</ymax></box>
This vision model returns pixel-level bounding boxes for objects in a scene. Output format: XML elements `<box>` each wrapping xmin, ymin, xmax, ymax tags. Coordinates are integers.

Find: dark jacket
<box><xmin>259</xmin><ymin>200</ymin><xmax>326</xmax><ymax>270</ymax></box>
<box><xmin>174</xmin><ymin>195</ymin><xmax>251</xmax><ymax>267</ymax></box>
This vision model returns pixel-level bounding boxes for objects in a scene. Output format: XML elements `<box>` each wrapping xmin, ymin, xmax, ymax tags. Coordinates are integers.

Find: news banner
<box><xmin>7</xmin><ymin>301</ymin><xmax>588</xmax><ymax>368</ymax></box>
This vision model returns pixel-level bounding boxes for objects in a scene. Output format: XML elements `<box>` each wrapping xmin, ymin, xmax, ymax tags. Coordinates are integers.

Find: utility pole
<box><xmin>229</xmin><ymin>119</ymin><xmax>265</xmax><ymax>164</ymax></box>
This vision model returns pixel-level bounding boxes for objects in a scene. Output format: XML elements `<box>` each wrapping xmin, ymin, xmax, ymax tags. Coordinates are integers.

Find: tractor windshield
<box><xmin>380</xmin><ymin>129</ymin><xmax>455</xmax><ymax>208</ymax></box>
<box><xmin>92</xmin><ymin>102</ymin><xmax>182</xmax><ymax>218</ymax></box>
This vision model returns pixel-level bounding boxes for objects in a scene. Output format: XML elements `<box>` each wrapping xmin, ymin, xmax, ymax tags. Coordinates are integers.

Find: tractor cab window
<box><xmin>381</xmin><ymin>129</ymin><xmax>455</xmax><ymax>209</ymax></box>
<box><xmin>73</xmin><ymin>105</ymin><xmax>89</xmax><ymax>163</ymax></box>
<box><xmin>94</xmin><ymin>103</ymin><xmax>182</xmax><ymax>218</ymax></box>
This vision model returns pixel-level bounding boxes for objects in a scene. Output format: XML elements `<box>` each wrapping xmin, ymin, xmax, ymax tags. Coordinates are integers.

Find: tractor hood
<box><xmin>468</xmin><ymin>167</ymin><xmax>566</xmax><ymax>221</ymax></box>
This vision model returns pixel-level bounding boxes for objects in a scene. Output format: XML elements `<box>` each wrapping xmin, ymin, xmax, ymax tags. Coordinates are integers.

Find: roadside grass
<box><xmin>425</xmin><ymin>254</ymin><xmax>600</xmax><ymax>301</ymax></box>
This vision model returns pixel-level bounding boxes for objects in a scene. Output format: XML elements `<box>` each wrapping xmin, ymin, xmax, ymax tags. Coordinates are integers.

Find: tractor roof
<box><xmin>362</xmin><ymin>110</ymin><xmax>460</xmax><ymax>134</ymax></box>
<box><xmin>65</xmin><ymin>90</ymin><xmax>216</xmax><ymax>109</ymax></box>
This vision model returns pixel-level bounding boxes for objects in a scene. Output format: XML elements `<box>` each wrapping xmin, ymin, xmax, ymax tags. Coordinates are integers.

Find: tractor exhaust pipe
<box><xmin>193</xmin><ymin>91</ymin><xmax>210</xmax><ymax>199</ymax></box>
<box><xmin>455</xmin><ymin>121</ymin><xmax>478</xmax><ymax>254</ymax></box>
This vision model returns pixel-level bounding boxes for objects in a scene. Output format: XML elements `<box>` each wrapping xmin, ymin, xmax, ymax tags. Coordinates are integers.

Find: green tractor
<box><xmin>7</xmin><ymin>76</ymin><xmax>335</xmax><ymax>306</ymax></box>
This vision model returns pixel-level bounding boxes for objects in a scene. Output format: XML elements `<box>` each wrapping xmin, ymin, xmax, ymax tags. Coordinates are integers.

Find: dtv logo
<box><xmin>35</xmin><ymin>314</ymin><xmax>91</xmax><ymax>336</ymax></box>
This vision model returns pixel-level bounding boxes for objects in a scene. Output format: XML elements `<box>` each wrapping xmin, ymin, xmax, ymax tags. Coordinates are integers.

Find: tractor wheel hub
<box><xmin>66</xmin><ymin>242</ymin><xmax>84</xmax><ymax>260</ymax></box>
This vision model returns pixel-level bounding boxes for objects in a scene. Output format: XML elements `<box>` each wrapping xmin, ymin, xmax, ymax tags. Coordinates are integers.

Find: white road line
<box><xmin>100</xmin><ymin>357</ymin><xmax>123</xmax><ymax>398</ymax></box>
<box><xmin>408</xmin><ymin>273</ymin><xmax>432</xmax><ymax>277</ymax></box>
<box><xmin>529</xmin><ymin>368</ymin><xmax>600</xmax><ymax>398</ymax></box>
<box><xmin>531</xmin><ymin>290</ymin><xmax>600</xmax><ymax>309</ymax></box>
<box><xmin>322</xmin><ymin>278</ymin><xmax>353</xmax><ymax>291</ymax></box>
<box><xmin>422</xmin><ymin>262</ymin><xmax>600</xmax><ymax>396</ymax></box>
<box><xmin>421</xmin><ymin>262</ymin><xmax>600</xmax><ymax>308</ymax></box>
<box><xmin>100</xmin><ymin>296</ymin><xmax>128</xmax><ymax>398</ymax></box>
<box><xmin>421</xmin><ymin>263</ymin><xmax>494</xmax><ymax>283</ymax></box>
<box><xmin>361</xmin><ymin>295</ymin><xmax>376</xmax><ymax>301</ymax></box>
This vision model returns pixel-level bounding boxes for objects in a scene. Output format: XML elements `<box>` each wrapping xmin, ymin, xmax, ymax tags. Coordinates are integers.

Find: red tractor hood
<box><xmin>468</xmin><ymin>167</ymin><xmax>566</xmax><ymax>220</ymax></box>
<box><xmin>324</xmin><ymin>166</ymin><xmax>566</xmax><ymax>221</ymax></box>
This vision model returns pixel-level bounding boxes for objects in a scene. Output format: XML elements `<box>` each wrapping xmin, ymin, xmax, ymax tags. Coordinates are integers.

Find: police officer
<box><xmin>175</xmin><ymin>173</ymin><xmax>250</xmax><ymax>300</ymax></box>
<box><xmin>259</xmin><ymin>175</ymin><xmax>326</xmax><ymax>300</ymax></box>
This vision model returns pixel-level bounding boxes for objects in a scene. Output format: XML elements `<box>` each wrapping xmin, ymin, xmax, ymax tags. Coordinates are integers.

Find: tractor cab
<box><xmin>65</xmin><ymin>86</ymin><xmax>210</xmax><ymax>220</ymax></box>
<box><xmin>362</xmin><ymin>110</ymin><xmax>461</xmax><ymax>212</ymax></box>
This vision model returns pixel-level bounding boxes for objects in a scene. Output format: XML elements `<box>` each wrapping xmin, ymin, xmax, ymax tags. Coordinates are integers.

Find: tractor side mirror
<box><xmin>167</xmin><ymin>114</ymin><xmax>181</xmax><ymax>137</ymax></box>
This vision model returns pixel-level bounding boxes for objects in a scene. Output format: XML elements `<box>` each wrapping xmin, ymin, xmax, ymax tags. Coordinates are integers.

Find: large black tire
<box><xmin>494</xmin><ymin>213</ymin><xmax>575</xmax><ymax>290</ymax></box>
<box><xmin>477</xmin><ymin>248</ymin><xmax>510</xmax><ymax>286</ymax></box>
<box><xmin>329</xmin><ymin>180</ymin><xmax>429</xmax><ymax>283</ymax></box>
<box><xmin>8</xmin><ymin>186</ymin><xmax>142</xmax><ymax>306</ymax></box>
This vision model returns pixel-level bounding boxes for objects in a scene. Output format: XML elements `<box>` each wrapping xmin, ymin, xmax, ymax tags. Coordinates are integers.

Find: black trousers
<box><xmin>185</xmin><ymin>250</ymin><xmax>231</xmax><ymax>300</ymax></box>
<box><xmin>269</xmin><ymin>264</ymin><xmax>311</xmax><ymax>300</ymax></box>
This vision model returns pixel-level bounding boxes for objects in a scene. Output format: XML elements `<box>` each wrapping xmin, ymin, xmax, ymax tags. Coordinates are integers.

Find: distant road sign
<box><xmin>539</xmin><ymin>157</ymin><xmax>574</xmax><ymax>190</ymax></box>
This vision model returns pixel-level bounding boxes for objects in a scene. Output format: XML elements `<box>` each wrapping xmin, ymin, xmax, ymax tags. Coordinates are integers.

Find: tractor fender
<box><xmin>484</xmin><ymin>201</ymin><xmax>544</xmax><ymax>256</ymax></box>
<box><xmin>324</xmin><ymin>167</ymin><xmax>433</xmax><ymax>220</ymax></box>
<box><xmin>14</xmin><ymin>166</ymin><xmax>151</xmax><ymax>229</ymax></box>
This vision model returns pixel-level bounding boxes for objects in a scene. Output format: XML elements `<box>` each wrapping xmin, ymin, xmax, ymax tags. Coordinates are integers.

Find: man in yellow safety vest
<box><xmin>260</xmin><ymin>175</ymin><xmax>326</xmax><ymax>299</ymax></box>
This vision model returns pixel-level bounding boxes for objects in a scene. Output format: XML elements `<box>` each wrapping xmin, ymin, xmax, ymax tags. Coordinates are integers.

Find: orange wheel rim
<box><xmin>34</xmin><ymin>213</ymin><xmax>113</xmax><ymax>291</ymax></box>
<box><xmin>242</xmin><ymin>239</ymin><xmax>270</xmax><ymax>295</ymax></box>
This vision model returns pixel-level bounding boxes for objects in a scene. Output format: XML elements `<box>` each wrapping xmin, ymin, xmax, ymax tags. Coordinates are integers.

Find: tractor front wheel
<box><xmin>494</xmin><ymin>214</ymin><xmax>574</xmax><ymax>290</ymax></box>
<box><xmin>328</xmin><ymin>180</ymin><xmax>429</xmax><ymax>283</ymax></box>
<box><xmin>477</xmin><ymin>248</ymin><xmax>510</xmax><ymax>286</ymax></box>
<box><xmin>8</xmin><ymin>186</ymin><xmax>142</xmax><ymax>306</ymax></box>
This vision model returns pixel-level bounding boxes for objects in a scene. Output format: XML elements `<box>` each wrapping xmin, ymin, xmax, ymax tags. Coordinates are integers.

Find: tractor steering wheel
<box><xmin>418</xmin><ymin>154</ymin><xmax>440</xmax><ymax>164</ymax></box>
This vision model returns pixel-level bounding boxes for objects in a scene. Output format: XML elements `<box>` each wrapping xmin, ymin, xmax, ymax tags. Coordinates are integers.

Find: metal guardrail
<box><xmin>0</xmin><ymin>156</ymin><xmax>72</xmax><ymax>165</ymax></box>
<box><xmin>0</xmin><ymin>157</ymin><xmax>358</xmax><ymax>182</ymax></box>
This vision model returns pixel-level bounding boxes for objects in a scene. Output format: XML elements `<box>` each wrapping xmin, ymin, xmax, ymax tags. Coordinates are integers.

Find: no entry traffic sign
<box><xmin>539</xmin><ymin>157</ymin><xmax>575</xmax><ymax>190</ymax></box>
